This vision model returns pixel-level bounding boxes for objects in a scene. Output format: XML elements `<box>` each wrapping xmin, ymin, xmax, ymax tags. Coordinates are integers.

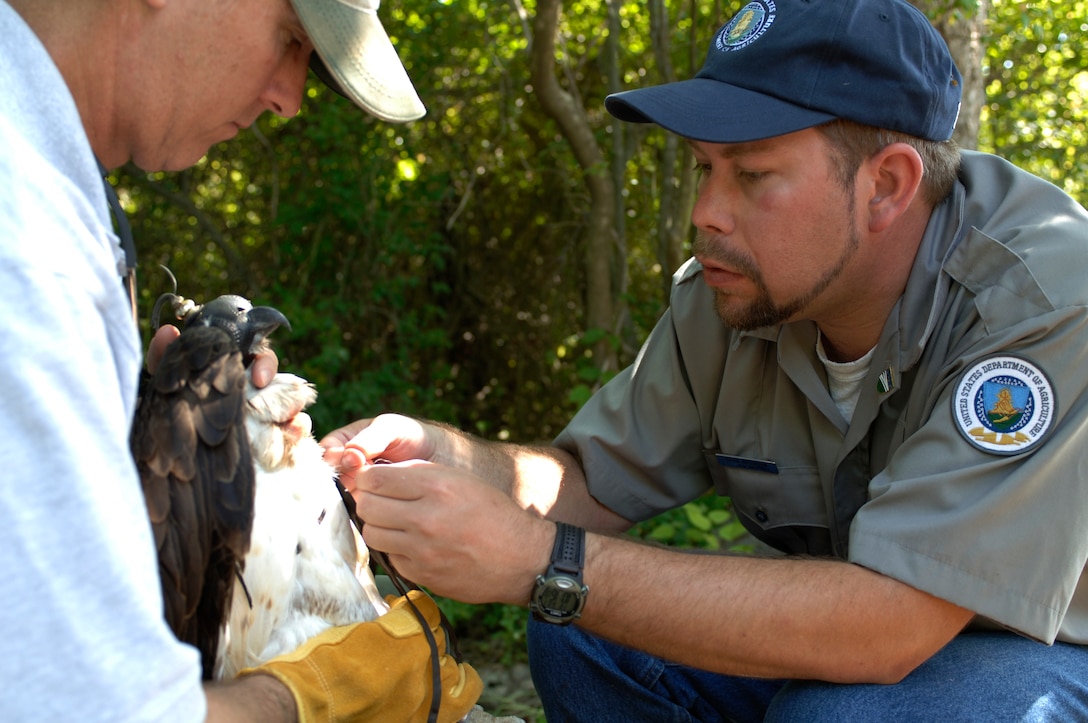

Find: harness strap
<box><xmin>335</xmin><ymin>479</ymin><xmax>451</xmax><ymax>723</ymax></box>
<box><xmin>97</xmin><ymin>161</ymin><xmax>138</xmax><ymax>323</ymax></box>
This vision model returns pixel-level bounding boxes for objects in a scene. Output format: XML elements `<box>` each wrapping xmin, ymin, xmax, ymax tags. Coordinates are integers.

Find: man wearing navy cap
<box><xmin>325</xmin><ymin>0</ymin><xmax>1088</xmax><ymax>718</ymax></box>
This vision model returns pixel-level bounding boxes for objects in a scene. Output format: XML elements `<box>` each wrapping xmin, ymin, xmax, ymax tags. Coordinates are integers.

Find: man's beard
<box><xmin>692</xmin><ymin>217</ymin><xmax>860</xmax><ymax>331</ymax></box>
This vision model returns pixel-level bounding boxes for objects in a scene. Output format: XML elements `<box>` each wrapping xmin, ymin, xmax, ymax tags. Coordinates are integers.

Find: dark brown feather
<box><xmin>130</xmin><ymin>325</ymin><xmax>256</xmax><ymax>680</ymax></box>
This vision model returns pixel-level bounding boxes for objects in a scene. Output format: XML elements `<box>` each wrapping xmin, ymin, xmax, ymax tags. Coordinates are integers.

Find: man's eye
<box><xmin>738</xmin><ymin>170</ymin><xmax>767</xmax><ymax>182</ymax></box>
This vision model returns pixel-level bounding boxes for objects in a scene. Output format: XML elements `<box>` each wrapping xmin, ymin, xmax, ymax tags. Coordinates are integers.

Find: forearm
<box><xmin>204</xmin><ymin>674</ymin><xmax>296</xmax><ymax>722</ymax></box>
<box><xmin>429</xmin><ymin>422</ymin><xmax>629</xmax><ymax>532</ymax></box>
<box><xmin>577</xmin><ymin>533</ymin><xmax>973</xmax><ymax>683</ymax></box>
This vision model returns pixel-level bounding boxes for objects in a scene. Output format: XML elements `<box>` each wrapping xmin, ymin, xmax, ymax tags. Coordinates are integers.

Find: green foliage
<box><xmin>629</xmin><ymin>493</ymin><xmax>755</xmax><ymax>553</ymax></box>
<box><xmin>979</xmin><ymin>0</ymin><xmax>1088</xmax><ymax>205</ymax></box>
<box><xmin>438</xmin><ymin>598</ymin><xmax>530</xmax><ymax>667</ymax></box>
<box><xmin>560</xmin><ymin>326</ymin><xmax>621</xmax><ymax>407</ymax></box>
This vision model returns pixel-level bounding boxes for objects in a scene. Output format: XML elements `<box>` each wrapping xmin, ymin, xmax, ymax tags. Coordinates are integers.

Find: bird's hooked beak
<box><xmin>242</xmin><ymin>306</ymin><xmax>291</xmax><ymax>359</ymax></box>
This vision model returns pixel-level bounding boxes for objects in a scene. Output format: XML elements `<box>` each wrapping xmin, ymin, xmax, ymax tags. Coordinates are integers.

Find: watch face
<box><xmin>538</xmin><ymin>580</ymin><xmax>580</xmax><ymax>613</ymax></box>
<box><xmin>533</xmin><ymin>576</ymin><xmax>586</xmax><ymax>621</ymax></box>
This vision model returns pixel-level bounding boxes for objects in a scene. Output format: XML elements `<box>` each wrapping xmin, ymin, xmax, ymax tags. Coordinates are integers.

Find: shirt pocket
<box><xmin>703</xmin><ymin>450</ymin><xmax>833</xmax><ymax>556</ymax></box>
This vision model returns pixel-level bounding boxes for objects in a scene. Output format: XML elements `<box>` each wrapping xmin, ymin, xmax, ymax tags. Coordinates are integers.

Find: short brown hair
<box><xmin>817</xmin><ymin>119</ymin><xmax>961</xmax><ymax>206</ymax></box>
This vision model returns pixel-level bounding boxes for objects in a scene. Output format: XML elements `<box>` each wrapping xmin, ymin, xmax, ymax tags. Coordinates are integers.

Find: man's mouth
<box><xmin>697</xmin><ymin>257</ymin><xmax>748</xmax><ymax>288</ymax></box>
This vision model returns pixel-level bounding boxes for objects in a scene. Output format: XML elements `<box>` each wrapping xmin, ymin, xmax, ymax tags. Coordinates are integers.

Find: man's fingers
<box><xmin>344</xmin><ymin>414</ymin><xmax>428</xmax><ymax>463</ymax></box>
<box><xmin>332</xmin><ymin>448</ymin><xmax>366</xmax><ymax>481</ymax></box>
<box><xmin>353</xmin><ymin>461</ymin><xmax>431</xmax><ymax>500</ymax></box>
<box><xmin>319</xmin><ymin>420</ymin><xmax>376</xmax><ymax>470</ymax></box>
<box><xmin>146</xmin><ymin>324</ymin><xmax>180</xmax><ymax>373</ymax></box>
<box><xmin>249</xmin><ymin>350</ymin><xmax>279</xmax><ymax>388</ymax></box>
<box><xmin>350</xmin><ymin>466</ymin><xmax>428</xmax><ymax>546</ymax></box>
<box><xmin>319</xmin><ymin>419</ymin><xmax>373</xmax><ymax>452</ymax></box>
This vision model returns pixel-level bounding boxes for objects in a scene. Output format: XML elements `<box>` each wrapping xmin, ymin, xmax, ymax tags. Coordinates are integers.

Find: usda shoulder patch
<box><xmin>953</xmin><ymin>355</ymin><xmax>1056</xmax><ymax>455</ymax></box>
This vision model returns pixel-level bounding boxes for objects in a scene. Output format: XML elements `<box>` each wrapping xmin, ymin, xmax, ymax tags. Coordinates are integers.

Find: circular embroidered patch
<box><xmin>952</xmin><ymin>355</ymin><xmax>1056</xmax><ymax>455</ymax></box>
<box><xmin>716</xmin><ymin>1</ymin><xmax>777</xmax><ymax>52</ymax></box>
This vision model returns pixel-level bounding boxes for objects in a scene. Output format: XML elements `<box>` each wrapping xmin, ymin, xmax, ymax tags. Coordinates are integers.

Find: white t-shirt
<box><xmin>0</xmin><ymin>3</ymin><xmax>206</xmax><ymax>719</ymax></box>
<box><xmin>816</xmin><ymin>332</ymin><xmax>876</xmax><ymax>422</ymax></box>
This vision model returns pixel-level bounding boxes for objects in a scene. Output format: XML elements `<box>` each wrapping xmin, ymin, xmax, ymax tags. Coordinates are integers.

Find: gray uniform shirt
<box><xmin>555</xmin><ymin>151</ymin><xmax>1088</xmax><ymax>645</ymax></box>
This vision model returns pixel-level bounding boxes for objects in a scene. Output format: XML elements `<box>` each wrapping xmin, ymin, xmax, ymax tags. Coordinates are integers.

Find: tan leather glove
<box><xmin>240</xmin><ymin>590</ymin><xmax>482</xmax><ymax>723</ymax></box>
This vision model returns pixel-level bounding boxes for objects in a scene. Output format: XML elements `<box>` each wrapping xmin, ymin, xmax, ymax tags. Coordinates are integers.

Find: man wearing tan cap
<box><xmin>0</xmin><ymin>0</ymin><xmax>466</xmax><ymax>721</ymax></box>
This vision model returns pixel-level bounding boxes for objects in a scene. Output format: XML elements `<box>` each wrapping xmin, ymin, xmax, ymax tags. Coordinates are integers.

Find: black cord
<box><xmin>335</xmin><ymin>479</ymin><xmax>445</xmax><ymax>723</ymax></box>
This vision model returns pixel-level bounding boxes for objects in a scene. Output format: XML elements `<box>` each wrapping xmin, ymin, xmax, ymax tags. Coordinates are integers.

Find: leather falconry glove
<box><xmin>240</xmin><ymin>590</ymin><xmax>483</xmax><ymax>723</ymax></box>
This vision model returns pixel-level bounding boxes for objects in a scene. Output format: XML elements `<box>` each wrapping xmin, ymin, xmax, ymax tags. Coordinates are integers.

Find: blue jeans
<box><xmin>527</xmin><ymin>619</ymin><xmax>1088</xmax><ymax>722</ymax></box>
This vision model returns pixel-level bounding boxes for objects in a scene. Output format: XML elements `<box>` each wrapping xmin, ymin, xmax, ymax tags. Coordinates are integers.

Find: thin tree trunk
<box><xmin>530</xmin><ymin>0</ymin><xmax>619</xmax><ymax>373</ymax></box>
<box><xmin>649</xmin><ymin>0</ymin><xmax>692</xmax><ymax>299</ymax></box>
<box><xmin>913</xmin><ymin>0</ymin><xmax>989</xmax><ymax>149</ymax></box>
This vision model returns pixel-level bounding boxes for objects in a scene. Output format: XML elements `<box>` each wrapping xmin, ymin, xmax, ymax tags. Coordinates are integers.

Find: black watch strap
<box><xmin>530</xmin><ymin>522</ymin><xmax>588</xmax><ymax>624</ymax></box>
<box><xmin>548</xmin><ymin>522</ymin><xmax>585</xmax><ymax>579</ymax></box>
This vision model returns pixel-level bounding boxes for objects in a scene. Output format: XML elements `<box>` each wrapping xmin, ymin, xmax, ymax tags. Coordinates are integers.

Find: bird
<box><xmin>130</xmin><ymin>288</ymin><xmax>387</xmax><ymax>681</ymax></box>
<box><xmin>219</xmin><ymin>365</ymin><xmax>388</xmax><ymax>678</ymax></box>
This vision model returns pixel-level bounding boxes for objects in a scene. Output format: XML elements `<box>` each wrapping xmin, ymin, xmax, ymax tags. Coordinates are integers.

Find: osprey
<box><xmin>130</xmin><ymin>291</ymin><xmax>387</xmax><ymax>680</ymax></box>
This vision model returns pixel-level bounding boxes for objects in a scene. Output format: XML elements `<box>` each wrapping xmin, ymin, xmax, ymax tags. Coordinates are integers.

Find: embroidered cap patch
<box><xmin>953</xmin><ymin>355</ymin><xmax>1056</xmax><ymax>455</ymax></box>
<box><xmin>716</xmin><ymin>1</ymin><xmax>777</xmax><ymax>52</ymax></box>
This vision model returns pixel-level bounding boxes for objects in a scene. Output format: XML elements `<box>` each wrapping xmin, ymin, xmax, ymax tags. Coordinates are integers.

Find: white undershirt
<box><xmin>816</xmin><ymin>333</ymin><xmax>876</xmax><ymax>422</ymax></box>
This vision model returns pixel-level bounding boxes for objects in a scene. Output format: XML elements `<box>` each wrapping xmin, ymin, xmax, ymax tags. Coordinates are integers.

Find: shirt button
<box><xmin>754</xmin><ymin>509</ymin><xmax>769</xmax><ymax>523</ymax></box>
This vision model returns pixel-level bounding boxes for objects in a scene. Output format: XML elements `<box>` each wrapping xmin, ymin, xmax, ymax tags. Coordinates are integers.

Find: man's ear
<box><xmin>863</xmin><ymin>143</ymin><xmax>925</xmax><ymax>234</ymax></box>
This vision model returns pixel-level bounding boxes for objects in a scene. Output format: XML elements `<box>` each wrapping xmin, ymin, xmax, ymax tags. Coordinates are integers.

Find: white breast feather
<box><xmin>215</xmin><ymin>373</ymin><xmax>388</xmax><ymax>680</ymax></box>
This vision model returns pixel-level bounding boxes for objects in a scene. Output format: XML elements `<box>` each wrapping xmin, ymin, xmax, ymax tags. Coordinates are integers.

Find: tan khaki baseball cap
<box><xmin>293</xmin><ymin>0</ymin><xmax>426</xmax><ymax>122</ymax></box>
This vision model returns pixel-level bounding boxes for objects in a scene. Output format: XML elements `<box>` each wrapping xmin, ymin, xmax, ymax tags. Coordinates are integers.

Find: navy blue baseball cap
<box><xmin>605</xmin><ymin>0</ymin><xmax>962</xmax><ymax>143</ymax></box>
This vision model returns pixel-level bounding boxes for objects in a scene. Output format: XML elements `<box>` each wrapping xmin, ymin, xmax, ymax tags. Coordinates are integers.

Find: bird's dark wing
<box><xmin>130</xmin><ymin>325</ymin><xmax>255</xmax><ymax>679</ymax></box>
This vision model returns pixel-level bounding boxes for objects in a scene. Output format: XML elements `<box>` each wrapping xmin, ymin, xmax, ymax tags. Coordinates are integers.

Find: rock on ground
<box><xmin>463</xmin><ymin>705</ymin><xmax>525</xmax><ymax>723</ymax></box>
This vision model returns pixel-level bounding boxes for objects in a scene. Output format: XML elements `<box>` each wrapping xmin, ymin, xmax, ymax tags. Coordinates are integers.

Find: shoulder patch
<box><xmin>952</xmin><ymin>355</ymin><xmax>1056</xmax><ymax>455</ymax></box>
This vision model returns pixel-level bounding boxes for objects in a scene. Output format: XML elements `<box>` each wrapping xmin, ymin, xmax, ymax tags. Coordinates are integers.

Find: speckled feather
<box><xmin>130</xmin><ymin>293</ymin><xmax>387</xmax><ymax>682</ymax></box>
<box><xmin>131</xmin><ymin>325</ymin><xmax>254</xmax><ymax>680</ymax></box>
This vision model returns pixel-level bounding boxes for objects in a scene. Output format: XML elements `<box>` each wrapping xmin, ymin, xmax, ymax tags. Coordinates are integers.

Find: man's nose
<box><xmin>690</xmin><ymin>183</ymin><xmax>736</xmax><ymax>236</ymax></box>
<box><xmin>260</xmin><ymin>48</ymin><xmax>311</xmax><ymax>118</ymax></box>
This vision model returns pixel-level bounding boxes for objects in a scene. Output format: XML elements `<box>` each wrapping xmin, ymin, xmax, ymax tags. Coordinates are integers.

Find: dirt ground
<box><xmin>472</xmin><ymin>660</ymin><xmax>544</xmax><ymax>722</ymax></box>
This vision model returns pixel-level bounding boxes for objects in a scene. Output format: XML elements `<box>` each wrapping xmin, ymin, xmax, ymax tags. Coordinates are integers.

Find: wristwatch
<box><xmin>530</xmin><ymin>522</ymin><xmax>589</xmax><ymax>625</ymax></box>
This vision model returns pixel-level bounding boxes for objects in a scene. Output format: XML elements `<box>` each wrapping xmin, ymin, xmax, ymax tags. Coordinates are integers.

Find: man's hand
<box><xmin>146</xmin><ymin>324</ymin><xmax>180</xmax><ymax>374</ymax></box>
<box><xmin>146</xmin><ymin>323</ymin><xmax>279</xmax><ymax>386</ymax></box>
<box><xmin>345</xmin><ymin>459</ymin><xmax>553</xmax><ymax>605</ymax></box>
<box><xmin>319</xmin><ymin>414</ymin><xmax>437</xmax><ymax>480</ymax></box>
<box><xmin>203</xmin><ymin>672</ymin><xmax>296</xmax><ymax>723</ymax></box>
